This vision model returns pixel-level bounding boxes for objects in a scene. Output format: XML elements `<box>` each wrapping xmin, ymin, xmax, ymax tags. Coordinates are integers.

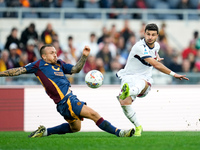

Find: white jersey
<box><xmin>117</xmin><ymin>38</ymin><xmax>160</xmax><ymax>84</ymax></box>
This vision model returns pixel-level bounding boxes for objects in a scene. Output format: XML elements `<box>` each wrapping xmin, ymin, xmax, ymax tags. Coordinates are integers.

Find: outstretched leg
<box><xmin>28</xmin><ymin>121</ymin><xmax>81</xmax><ymax>138</ymax></box>
<box><xmin>80</xmin><ymin>105</ymin><xmax>134</xmax><ymax>137</ymax></box>
<box><xmin>47</xmin><ymin>120</ymin><xmax>81</xmax><ymax>135</ymax></box>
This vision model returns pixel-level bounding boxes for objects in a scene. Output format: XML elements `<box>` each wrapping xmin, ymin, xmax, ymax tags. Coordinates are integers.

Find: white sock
<box><xmin>43</xmin><ymin>128</ymin><xmax>47</xmax><ymax>136</ymax></box>
<box><xmin>121</xmin><ymin>105</ymin><xmax>140</xmax><ymax>127</ymax></box>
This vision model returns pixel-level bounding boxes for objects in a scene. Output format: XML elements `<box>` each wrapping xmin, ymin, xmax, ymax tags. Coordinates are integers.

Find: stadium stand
<box><xmin>0</xmin><ymin>0</ymin><xmax>200</xmax><ymax>85</ymax></box>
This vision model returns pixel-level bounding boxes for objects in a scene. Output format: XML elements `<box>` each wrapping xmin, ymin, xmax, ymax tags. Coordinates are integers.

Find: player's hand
<box><xmin>156</xmin><ymin>53</ymin><xmax>164</xmax><ymax>62</ymax></box>
<box><xmin>174</xmin><ymin>73</ymin><xmax>189</xmax><ymax>80</ymax></box>
<box><xmin>83</xmin><ymin>46</ymin><xmax>90</xmax><ymax>57</ymax></box>
<box><xmin>157</xmin><ymin>57</ymin><xmax>164</xmax><ymax>62</ymax></box>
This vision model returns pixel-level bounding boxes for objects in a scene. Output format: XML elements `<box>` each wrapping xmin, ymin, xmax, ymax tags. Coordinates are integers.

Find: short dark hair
<box><xmin>29</xmin><ymin>23</ymin><xmax>35</xmax><ymax>29</ymax></box>
<box><xmin>39</xmin><ymin>44</ymin><xmax>53</xmax><ymax>58</ymax></box>
<box><xmin>68</xmin><ymin>36</ymin><xmax>73</xmax><ymax>40</ymax></box>
<box><xmin>11</xmin><ymin>27</ymin><xmax>17</xmax><ymax>32</ymax></box>
<box><xmin>145</xmin><ymin>23</ymin><xmax>159</xmax><ymax>34</ymax></box>
<box><xmin>90</xmin><ymin>33</ymin><xmax>95</xmax><ymax>37</ymax></box>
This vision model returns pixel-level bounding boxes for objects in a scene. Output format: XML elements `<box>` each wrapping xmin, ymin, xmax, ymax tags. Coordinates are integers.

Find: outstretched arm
<box><xmin>71</xmin><ymin>46</ymin><xmax>90</xmax><ymax>74</ymax></box>
<box><xmin>145</xmin><ymin>57</ymin><xmax>189</xmax><ymax>80</ymax></box>
<box><xmin>0</xmin><ymin>67</ymin><xmax>27</xmax><ymax>77</ymax></box>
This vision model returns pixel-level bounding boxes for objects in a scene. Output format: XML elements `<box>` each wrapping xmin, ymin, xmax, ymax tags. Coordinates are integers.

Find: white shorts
<box><xmin>120</xmin><ymin>75</ymin><xmax>152</xmax><ymax>100</ymax></box>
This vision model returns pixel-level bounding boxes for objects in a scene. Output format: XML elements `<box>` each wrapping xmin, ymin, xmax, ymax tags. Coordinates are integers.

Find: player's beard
<box><xmin>51</xmin><ymin>58</ymin><xmax>57</xmax><ymax>64</ymax></box>
<box><xmin>146</xmin><ymin>39</ymin><xmax>155</xmax><ymax>47</ymax></box>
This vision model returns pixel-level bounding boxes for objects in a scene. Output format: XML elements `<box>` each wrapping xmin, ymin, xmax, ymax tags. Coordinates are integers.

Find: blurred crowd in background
<box><xmin>1</xmin><ymin>20</ymin><xmax>200</xmax><ymax>77</ymax></box>
<box><xmin>1</xmin><ymin>0</ymin><xmax>199</xmax><ymax>9</ymax></box>
<box><xmin>0</xmin><ymin>0</ymin><xmax>200</xmax><ymax>85</ymax></box>
<box><xmin>0</xmin><ymin>0</ymin><xmax>200</xmax><ymax>19</ymax></box>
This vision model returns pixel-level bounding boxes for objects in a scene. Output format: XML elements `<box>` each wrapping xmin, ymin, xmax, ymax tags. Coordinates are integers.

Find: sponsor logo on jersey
<box><xmin>144</xmin><ymin>49</ymin><xmax>148</xmax><ymax>54</ymax></box>
<box><xmin>54</xmin><ymin>72</ymin><xmax>64</xmax><ymax>76</ymax></box>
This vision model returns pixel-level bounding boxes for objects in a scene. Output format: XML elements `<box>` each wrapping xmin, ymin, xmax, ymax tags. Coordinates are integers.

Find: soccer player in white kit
<box><xmin>116</xmin><ymin>23</ymin><xmax>189</xmax><ymax>136</ymax></box>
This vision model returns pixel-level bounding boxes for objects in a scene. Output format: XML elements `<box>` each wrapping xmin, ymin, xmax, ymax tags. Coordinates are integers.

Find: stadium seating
<box><xmin>72</xmin><ymin>13</ymin><xmax>87</xmax><ymax>19</ymax></box>
<box><xmin>0</xmin><ymin>1</ymin><xmax>5</xmax><ymax>17</ymax></box>
<box><xmin>62</xmin><ymin>0</ymin><xmax>77</xmax><ymax>19</ymax></box>
<box><xmin>189</xmin><ymin>0</ymin><xmax>199</xmax><ymax>9</ymax></box>
<box><xmin>145</xmin><ymin>0</ymin><xmax>159</xmax><ymax>8</ymax></box>
<box><xmin>118</xmin><ymin>14</ymin><xmax>132</xmax><ymax>19</ymax></box>
<box><xmin>40</xmin><ymin>12</ymin><xmax>50</xmax><ymax>18</ymax></box>
<box><xmin>154</xmin><ymin>1</ymin><xmax>170</xmax><ymax>19</ymax></box>
<box><xmin>84</xmin><ymin>1</ymin><xmax>100</xmax><ymax>9</ymax></box>
<box><xmin>62</xmin><ymin>0</ymin><xmax>76</xmax><ymax>8</ymax></box>
<box><xmin>84</xmin><ymin>1</ymin><xmax>101</xmax><ymax>18</ymax></box>
<box><xmin>147</xmin><ymin>14</ymin><xmax>157</xmax><ymax>20</ymax></box>
<box><xmin>163</xmin><ymin>14</ymin><xmax>179</xmax><ymax>20</ymax></box>
<box><xmin>125</xmin><ymin>0</ymin><xmax>135</xmax><ymax>8</ymax></box>
<box><xmin>48</xmin><ymin>12</ymin><xmax>60</xmax><ymax>19</ymax></box>
<box><xmin>188</xmin><ymin>14</ymin><xmax>199</xmax><ymax>20</ymax></box>
<box><xmin>167</xmin><ymin>0</ymin><xmax>179</xmax><ymax>9</ymax></box>
<box><xmin>23</xmin><ymin>12</ymin><xmax>39</xmax><ymax>18</ymax></box>
<box><xmin>0</xmin><ymin>1</ymin><xmax>6</xmax><ymax>7</ymax></box>
<box><xmin>0</xmin><ymin>0</ymin><xmax>199</xmax><ymax>20</ymax></box>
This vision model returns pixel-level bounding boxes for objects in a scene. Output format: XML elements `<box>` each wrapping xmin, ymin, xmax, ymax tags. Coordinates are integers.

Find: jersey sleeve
<box><xmin>24</xmin><ymin>60</ymin><xmax>40</xmax><ymax>74</ymax></box>
<box><xmin>136</xmin><ymin>44</ymin><xmax>152</xmax><ymax>60</ymax></box>
<box><xmin>59</xmin><ymin>59</ymin><xmax>74</xmax><ymax>74</ymax></box>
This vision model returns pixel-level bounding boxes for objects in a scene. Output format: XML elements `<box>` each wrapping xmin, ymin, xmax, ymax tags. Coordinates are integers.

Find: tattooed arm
<box><xmin>0</xmin><ymin>67</ymin><xmax>27</xmax><ymax>77</ymax></box>
<box><xmin>71</xmin><ymin>46</ymin><xmax>90</xmax><ymax>74</ymax></box>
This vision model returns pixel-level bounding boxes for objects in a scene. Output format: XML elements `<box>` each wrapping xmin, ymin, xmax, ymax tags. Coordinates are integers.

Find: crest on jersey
<box><xmin>52</xmin><ymin>66</ymin><xmax>60</xmax><ymax>71</ymax></box>
<box><xmin>144</xmin><ymin>49</ymin><xmax>148</xmax><ymax>55</ymax></box>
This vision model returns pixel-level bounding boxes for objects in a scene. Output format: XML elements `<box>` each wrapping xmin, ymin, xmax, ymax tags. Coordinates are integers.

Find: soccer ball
<box><xmin>85</xmin><ymin>70</ymin><xmax>104</xmax><ymax>88</ymax></box>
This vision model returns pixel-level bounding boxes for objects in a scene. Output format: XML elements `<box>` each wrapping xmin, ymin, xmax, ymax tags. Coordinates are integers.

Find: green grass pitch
<box><xmin>0</xmin><ymin>131</ymin><xmax>200</xmax><ymax>150</ymax></box>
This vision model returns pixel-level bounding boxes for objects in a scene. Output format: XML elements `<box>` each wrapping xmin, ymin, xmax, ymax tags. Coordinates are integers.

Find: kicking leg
<box><xmin>117</xmin><ymin>96</ymin><xmax>141</xmax><ymax>128</ymax></box>
<box><xmin>80</xmin><ymin>105</ymin><xmax>134</xmax><ymax>137</ymax></box>
<box><xmin>118</xmin><ymin>80</ymin><xmax>149</xmax><ymax>136</ymax></box>
<box><xmin>120</xmin><ymin>79</ymin><xmax>147</xmax><ymax>100</ymax></box>
<box><xmin>117</xmin><ymin>96</ymin><xmax>143</xmax><ymax>137</ymax></box>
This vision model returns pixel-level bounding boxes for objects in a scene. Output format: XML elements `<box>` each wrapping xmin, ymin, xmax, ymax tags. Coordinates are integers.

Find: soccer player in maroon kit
<box><xmin>0</xmin><ymin>44</ymin><xmax>134</xmax><ymax>138</ymax></box>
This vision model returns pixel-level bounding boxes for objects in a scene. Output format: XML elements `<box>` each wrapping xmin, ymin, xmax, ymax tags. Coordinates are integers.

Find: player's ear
<box><xmin>41</xmin><ymin>54</ymin><xmax>46</xmax><ymax>60</ymax></box>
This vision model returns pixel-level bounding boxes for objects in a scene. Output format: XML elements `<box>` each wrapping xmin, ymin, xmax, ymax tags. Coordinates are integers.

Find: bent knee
<box><xmin>71</xmin><ymin>126</ymin><xmax>81</xmax><ymax>133</ymax></box>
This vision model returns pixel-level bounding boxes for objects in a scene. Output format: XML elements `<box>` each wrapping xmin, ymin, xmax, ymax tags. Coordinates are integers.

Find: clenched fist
<box><xmin>83</xmin><ymin>46</ymin><xmax>90</xmax><ymax>57</ymax></box>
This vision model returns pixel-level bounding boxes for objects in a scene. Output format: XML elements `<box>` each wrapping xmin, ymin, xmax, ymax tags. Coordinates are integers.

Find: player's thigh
<box><xmin>140</xmin><ymin>80</ymin><xmax>150</xmax><ymax>95</ymax></box>
<box><xmin>79</xmin><ymin>105</ymin><xmax>101</xmax><ymax>123</ymax></box>
<box><xmin>138</xmin><ymin>81</ymin><xmax>151</xmax><ymax>98</ymax></box>
<box><xmin>122</xmin><ymin>76</ymin><xmax>145</xmax><ymax>89</ymax></box>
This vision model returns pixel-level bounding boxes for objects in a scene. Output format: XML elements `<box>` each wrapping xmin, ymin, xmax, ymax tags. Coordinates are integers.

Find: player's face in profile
<box><xmin>144</xmin><ymin>30</ymin><xmax>158</xmax><ymax>47</ymax></box>
<box><xmin>43</xmin><ymin>47</ymin><xmax>57</xmax><ymax>64</ymax></box>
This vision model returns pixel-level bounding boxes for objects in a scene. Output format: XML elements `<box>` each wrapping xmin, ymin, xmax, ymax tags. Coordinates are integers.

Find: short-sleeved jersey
<box><xmin>25</xmin><ymin>59</ymin><xmax>73</xmax><ymax>104</ymax></box>
<box><xmin>117</xmin><ymin>38</ymin><xmax>160</xmax><ymax>81</ymax></box>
